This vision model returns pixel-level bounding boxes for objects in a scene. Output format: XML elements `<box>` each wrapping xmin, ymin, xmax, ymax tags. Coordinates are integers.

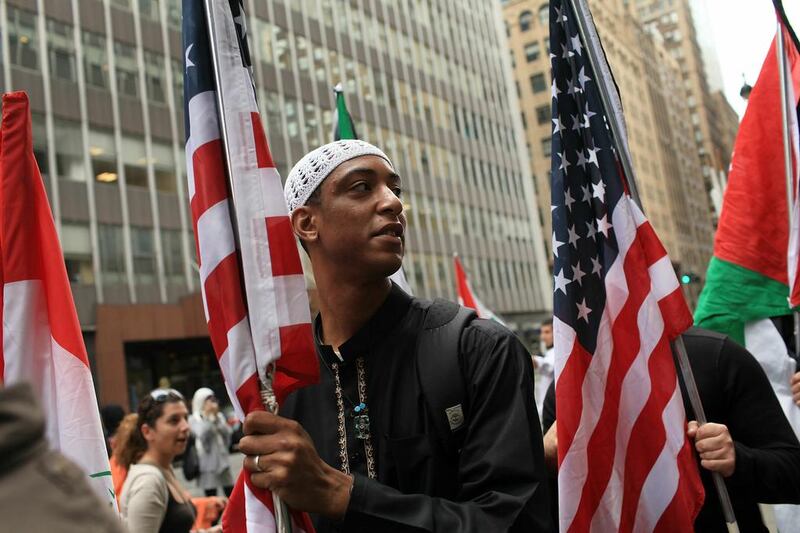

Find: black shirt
<box><xmin>281</xmin><ymin>284</ymin><xmax>554</xmax><ymax>532</ymax></box>
<box><xmin>542</xmin><ymin>327</ymin><xmax>800</xmax><ymax>532</ymax></box>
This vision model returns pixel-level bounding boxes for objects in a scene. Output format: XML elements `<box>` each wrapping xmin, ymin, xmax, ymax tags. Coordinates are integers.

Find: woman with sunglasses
<box><xmin>117</xmin><ymin>389</ymin><xmax>223</xmax><ymax>533</ymax></box>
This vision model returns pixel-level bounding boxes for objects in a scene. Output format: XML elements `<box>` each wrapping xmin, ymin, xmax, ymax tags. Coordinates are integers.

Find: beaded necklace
<box><xmin>330</xmin><ymin>356</ymin><xmax>376</xmax><ymax>479</ymax></box>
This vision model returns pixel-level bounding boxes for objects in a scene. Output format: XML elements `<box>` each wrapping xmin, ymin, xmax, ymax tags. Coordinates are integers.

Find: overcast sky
<box><xmin>699</xmin><ymin>0</ymin><xmax>800</xmax><ymax>117</ymax></box>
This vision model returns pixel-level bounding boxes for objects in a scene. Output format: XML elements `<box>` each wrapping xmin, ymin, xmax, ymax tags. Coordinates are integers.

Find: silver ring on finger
<box><xmin>253</xmin><ymin>454</ymin><xmax>264</xmax><ymax>473</ymax></box>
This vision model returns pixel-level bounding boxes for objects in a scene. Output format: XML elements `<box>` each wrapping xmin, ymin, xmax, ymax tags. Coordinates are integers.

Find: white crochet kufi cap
<box><xmin>284</xmin><ymin>139</ymin><xmax>393</xmax><ymax>213</ymax></box>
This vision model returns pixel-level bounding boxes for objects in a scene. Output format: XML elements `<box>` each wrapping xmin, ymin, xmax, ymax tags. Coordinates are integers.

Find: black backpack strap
<box><xmin>416</xmin><ymin>298</ymin><xmax>477</xmax><ymax>457</ymax></box>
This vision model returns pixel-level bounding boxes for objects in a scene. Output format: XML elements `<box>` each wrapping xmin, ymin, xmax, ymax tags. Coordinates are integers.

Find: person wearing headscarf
<box><xmin>189</xmin><ymin>387</ymin><xmax>233</xmax><ymax>497</ymax></box>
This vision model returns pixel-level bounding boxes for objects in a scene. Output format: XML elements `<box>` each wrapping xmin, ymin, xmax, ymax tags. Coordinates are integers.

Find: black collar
<box><xmin>314</xmin><ymin>282</ymin><xmax>413</xmax><ymax>367</ymax></box>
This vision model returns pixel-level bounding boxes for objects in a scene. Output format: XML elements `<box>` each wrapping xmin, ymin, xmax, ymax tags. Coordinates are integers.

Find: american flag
<box><xmin>548</xmin><ymin>1</ymin><xmax>704</xmax><ymax>531</ymax></box>
<box><xmin>182</xmin><ymin>0</ymin><xmax>318</xmax><ymax>530</ymax></box>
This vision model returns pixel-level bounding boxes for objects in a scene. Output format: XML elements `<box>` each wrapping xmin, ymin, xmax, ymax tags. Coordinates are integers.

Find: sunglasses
<box><xmin>149</xmin><ymin>388</ymin><xmax>184</xmax><ymax>402</ymax></box>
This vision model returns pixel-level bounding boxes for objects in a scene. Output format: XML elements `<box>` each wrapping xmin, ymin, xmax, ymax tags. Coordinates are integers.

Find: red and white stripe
<box><xmin>782</xmin><ymin>23</ymin><xmax>800</xmax><ymax>307</ymax></box>
<box><xmin>453</xmin><ymin>255</ymin><xmax>504</xmax><ymax>324</ymax></box>
<box><xmin>187</xmin><ymin>2</ymin><xmax>317</xmax><ymax>530</ymax></box>
<box><xmin>0</xmin><ymin>92</ymin><xmax>115</xmax><ymax>506</ymax></box>
<box><xmin>555</xmin><ymin>195</ymin><xmax>703</xmax><ymax>532</ymax></box>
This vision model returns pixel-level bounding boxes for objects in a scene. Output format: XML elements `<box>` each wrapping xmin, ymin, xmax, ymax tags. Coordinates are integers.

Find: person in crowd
<box><xmin>542</xmin><ymin>327</ymin><xmax>800</xmax><ymax>532</ymax></box>
<box><xmin>117</xmin><ymin>388</ymin><xmax>224</xmax><ymax>533</ymax></box>
<box><xmin>101</xmin><ymin>403</ymin><xmax>126</xmax><ymax>456</ymax></box>
<box><xmin>112</xmin><ymin>413</ymin><xmax>139</xmax><ymax>503</ymax></box>
<box><xmin>189</xmin><ymin>387</ymin><xmax>234</xmax><ymax>497</ymax></box>
<box><xmin>532</xmin><ymin>318</ymin><xmax>555</xmax><ymax>422</ymax></box>
<box><xmin>0</xmin><ymin>382</ymin><xmax>124</xmax><ymax>532</ymax></box>
<box><xmin>237</xmin><ymin>139</ymin><xmax>554</xmax><ymax>532</ymax></box>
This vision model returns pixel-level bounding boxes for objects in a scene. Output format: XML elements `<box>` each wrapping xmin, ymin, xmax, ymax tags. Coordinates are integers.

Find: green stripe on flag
<box><xmin>89</xmin><ymin>470</ymin><xmax>112</xmax><ymax>478</ymax></box>
<box><xmin>334</xmin><ymin>87</ymin><xmax>357</xmax><ymax>141</ymax></box>
<box><xmin>694</xmin><ymin>256</ymin><xmax>793</xmax><ymax>344</ymax></box>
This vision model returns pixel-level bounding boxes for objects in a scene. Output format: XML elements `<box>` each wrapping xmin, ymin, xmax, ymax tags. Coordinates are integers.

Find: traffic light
<box><xmin>680</xmin><ymin>272</ymin><xmax>701</xmax><ymax>285</ymax></box>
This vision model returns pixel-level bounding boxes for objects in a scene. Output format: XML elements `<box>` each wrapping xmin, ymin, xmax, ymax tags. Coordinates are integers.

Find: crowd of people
<box><xmin>3</xmin><ymin>139</ymin><xmax>800</xmax><ymax>532</ymax></box>
<box><xmin>97</xmin><ymin>386</ymin><xmax>238</xmax><ymax>533</ymax></box>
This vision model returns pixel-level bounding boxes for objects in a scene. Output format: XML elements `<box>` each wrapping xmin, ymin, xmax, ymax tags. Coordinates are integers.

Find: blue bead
<box><xmin>354</xmin><ymin>405</ymin><xmax>361</xmax><ymax>413</ymax></box>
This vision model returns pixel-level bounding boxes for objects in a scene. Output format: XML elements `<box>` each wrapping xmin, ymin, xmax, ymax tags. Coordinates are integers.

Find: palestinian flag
<box><xmin>694</xmin><ymin>9</ymin><xmax>800</xmax><ymax>345</ymax></box>
<box><xmin>331</xmin><ymin>83</ymin><xmax>413</xmax><ymax>295</ymax></box>
<box><xmin>693</xmin><ymin>7</ymin><xmax>800</xmax><ymax>531</ymax></box>
<box><xmin>454</xmin><ymin>255</ymin><xmax>504</xmax><ymax>324</ymax></box>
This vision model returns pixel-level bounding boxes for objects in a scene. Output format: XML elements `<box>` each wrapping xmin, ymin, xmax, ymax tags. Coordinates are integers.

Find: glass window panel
<box><xmin>8</xmin><ymin>6</ymin><xmax>39</xmax><ymax>70</ymax></box>
<box><xmin>114</xmin><ymin>41</ymin><xmax>139</xmax><ymax>98</ymax></box>
<box><xmin>62</xmin><ymin>223</ymin><xmax>92</xmax><ymax>255</ymax></box>
<box><xmin>48</xmin><ymin>19</ymin><xmax>75</xmax><ymax>82</ymax></box>
<box><xmin>82</xmin><ymin>31</ymin><xmax>109</xmax><ymax>89</ymax></box>
<box><xmin>131</xmin><ymin>226</ymin><xmax>156</xmax><ymax>281</ymax></box>
<box><xmin>99</xmin><ymin>224</ymin><xmax>126</xmax><ymax>283</ymax></box>
<box><xmin>54</xmin><ymin>119</ymin><xmax>85</xmax><ymax>181</ymax></box>
<box><xmin>161</xmin><ymin>228</ymin><xmax>185</xmax><ymax>281</ymax></box>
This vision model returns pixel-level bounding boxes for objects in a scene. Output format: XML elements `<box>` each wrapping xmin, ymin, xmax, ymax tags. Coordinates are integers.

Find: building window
<box><xmin>161</xmin><ymin>228</ymin><xmax>185</xmax><ymax>283</ymax></box>
<box><xmin>99</xmin><ymin>224</ymin><xmax>126</xmax><ymax>284</ymax></box>
<box><xmin>166</xmin><ymin>0</ymin><xmax>181</xmax><ymax>27</ymax></box>
<box><xmin>131</xmin><ymin>226</ymin><xmax>156</xmax><ymax>283</ymax></box>
<box><xmin>520</xmin><ymin>112</ymin><xmax>527</xmax><ymax>130</ymax></box>
<box><xmin>524</xmin><ymin>41</ymin><xmax>540</xmax><ymax>62</ymax></box>
<box><xmin>539</xmin><ymin>4</ymin><xmax>550</xmax><ymax>26</ymax></box>
<box><xmin>114</xmin><ymin>42</ymin><xmax>139</xmax><ymax>98</ymax></box>
<box><xmin>54</xmin><ymin>119</ymin><xmax>85</xmax><ymax>181</ymax></box>
<box><xmin>519</xmin><ymin>10</ymin><xmax>533</xmax><ymax>32</ymax></box>
<box><xmin>48</xmin><ymin>19</ymin><xmax>76</xmax><ymax>82</ymax></box>
<box><xmin>541</xmin><ymin>137</ymin><xmax>552</xmax><ymax>157</ymax></box>
<box><xmin>82</xmin><ymin>31</ymin><xmax>109</xmax><ymax>89</ymax></box>
<box><xmin>144</xmin><ymin>51</ymin><xmax>166</xmax><ymax>103</ymax></box>
<box><xmin>7</xmin><ymin>7</ymin><xmax>39</xmax><ymax>70</ymax></box>
<box><xmin>139</xmin><ymin>0</ymin><xmax>160</xmax><ymax>21</ymax></box>
<box><xmin>536</xmin><ymin>104</ymin><xmax>550</xmax><ymax>125</ymax></box>
<box><xmin>530</xmin><ymin>73</ymin><xmax>547</xmax><ymax>93</ymax></box>
<box><xmin>62</xmin><ymin>222</ymin><xmax>94</xmax><ymax>285</ymax></box>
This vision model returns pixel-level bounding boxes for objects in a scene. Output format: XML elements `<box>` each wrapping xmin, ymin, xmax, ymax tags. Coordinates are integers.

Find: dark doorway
<box><xmin>124</xmin><ymin>337</ymin><xmax>229</xmax><ymax>412</ymax></box>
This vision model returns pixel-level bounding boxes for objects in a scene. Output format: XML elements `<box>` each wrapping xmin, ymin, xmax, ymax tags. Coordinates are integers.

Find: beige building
<box><xmin>635</xmin><ymin>0</ymin><xmax>740</xmax><ymax>228</ymax></box>
<box><xmin>502</xmin><ymin>0</ymin><xmax>722</xmax><ymax>304</ymax></box>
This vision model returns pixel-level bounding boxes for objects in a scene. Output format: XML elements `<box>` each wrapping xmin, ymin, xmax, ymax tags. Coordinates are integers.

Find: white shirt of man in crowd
<box><xmin>532</xmin><ymin>321</ymin><xmax>554</xmax><ymax>423</ymax></box>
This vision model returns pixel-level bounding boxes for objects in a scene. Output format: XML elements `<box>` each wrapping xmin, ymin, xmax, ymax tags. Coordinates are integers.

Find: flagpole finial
<box><xmin>333</xmin><ymin>82</ymin><xmax>343</xmax><ymax>93</ymax></box>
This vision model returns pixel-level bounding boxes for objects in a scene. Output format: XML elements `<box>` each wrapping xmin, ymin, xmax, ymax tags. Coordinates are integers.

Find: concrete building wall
<box><xmin>0</xmin><ymin>0</ymin><xmax>552</xmax><ymax>331</ymax></box>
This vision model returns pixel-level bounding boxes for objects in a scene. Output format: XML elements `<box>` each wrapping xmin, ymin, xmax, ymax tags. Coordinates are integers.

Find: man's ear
<box><xmin>291</xmin><ymin>206</ymin><xmax>318</xmax><ymax>247</ymax></box>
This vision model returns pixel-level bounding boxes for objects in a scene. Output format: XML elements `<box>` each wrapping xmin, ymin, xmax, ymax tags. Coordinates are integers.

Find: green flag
<box><xmin>333</xmin><ymin>83</ymin><xmax>357</xmax><ymax>140</ymax></box>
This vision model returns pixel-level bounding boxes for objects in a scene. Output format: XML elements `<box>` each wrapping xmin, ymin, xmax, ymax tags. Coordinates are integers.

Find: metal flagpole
<box><xmin>202</xmin><ymin>1</ymin><xmax>292</xmax><ymax>531</ymax></box>
<box><xmin>776</xmin><ymin>21</ymin><xmax>800</xmax><ymax>359</ymax></box>
<box><xmin>567</xmin><ymin>0</ymin><xmax>739</xmax><ymax>530</ymax></box>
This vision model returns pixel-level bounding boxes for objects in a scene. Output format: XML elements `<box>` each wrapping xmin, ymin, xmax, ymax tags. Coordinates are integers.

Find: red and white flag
<box><xmin>453</xmin><ymin>255</ymin><xmax>504</xmax><ymax>323</ymax></box>
<box><xmin>549</xmin><ymin>1</ymin><xmax>704</xmax><ymax>531</ymax></box>
<box><xmin>183</xmin><ymin>1</ymin><xmax>318</xmax><ymax>530</ymax></box>
<box><xmin>0</xmin><ymin>92</ymin><xmax>115</xmax><ymax>505</ymax></box>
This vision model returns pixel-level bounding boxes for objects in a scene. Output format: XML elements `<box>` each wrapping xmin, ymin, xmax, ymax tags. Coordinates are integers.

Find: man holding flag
<box><xmin>547</xmin><ymin>0</ymin><xmax>800</xmax><ymax>531</ymax></box>
<box><xmin>694</xmin><ymin>2</ymin><xmax>800</xmax><ymax>530</ymax></box>
<box><xmin>237</xmin><ymin>138</ymin><xmax>554</xmax><ymax>532</ymax></box>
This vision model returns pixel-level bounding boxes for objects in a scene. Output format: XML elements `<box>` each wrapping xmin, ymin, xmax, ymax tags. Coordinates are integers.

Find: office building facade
<box><xmin>502</xmin><ymin>0</ymin><xmax>724</xmax><ymax>304</ymax></box>
<box><xmin>1</xmin><ymin>0</ymin><xmax>549</xmax><ymax>407</ymax></box>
